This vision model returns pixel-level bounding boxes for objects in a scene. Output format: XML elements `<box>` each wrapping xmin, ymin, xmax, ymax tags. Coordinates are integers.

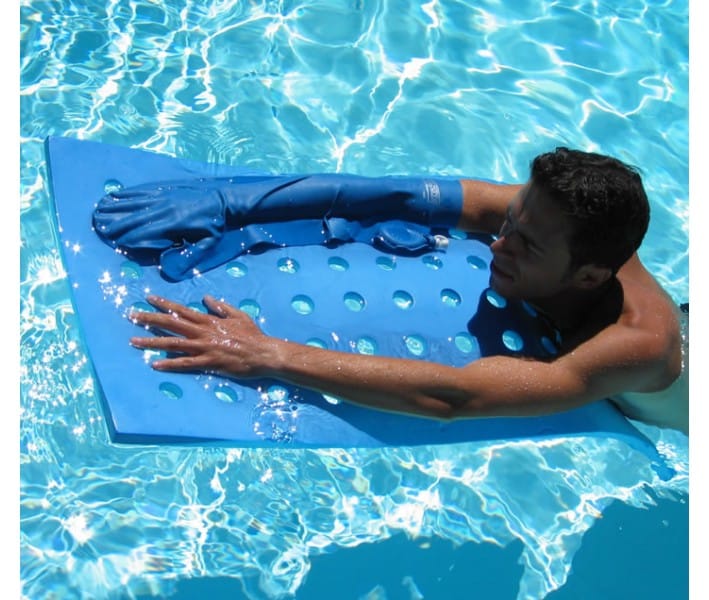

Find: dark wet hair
<box><xmin>530</xmin><ymin>147</ymin><xmax>650</xmax><ymax>274</ymax></box>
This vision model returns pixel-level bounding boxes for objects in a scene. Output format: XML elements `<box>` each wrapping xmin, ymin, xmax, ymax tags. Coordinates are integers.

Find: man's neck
<box><xmin>529</xmin><ymin>278</ymin><xmax>623</xmax><ymax>341</ymax></box>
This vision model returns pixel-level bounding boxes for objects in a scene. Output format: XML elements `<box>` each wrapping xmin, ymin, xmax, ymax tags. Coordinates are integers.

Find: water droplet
<box><xmin>104</xmin><ymin>179</ymin><xmax>123</xmax><ymax>194</ymax></box>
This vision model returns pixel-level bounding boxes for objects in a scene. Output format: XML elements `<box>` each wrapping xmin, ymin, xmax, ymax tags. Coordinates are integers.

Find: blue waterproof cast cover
<box><xmin>44</xmin><ymin>136</ymin><xmax>671</xmax><ymax>477</ymax></box>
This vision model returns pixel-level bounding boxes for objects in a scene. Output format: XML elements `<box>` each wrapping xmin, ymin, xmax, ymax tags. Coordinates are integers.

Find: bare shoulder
<box><xmin>550</xmin><ymin>255</ymin><xmax>683</xmax><ymax>400</ymax></box>
<box><xmin>616</xmin><ymin>254</ymin><xmax>683</xmax><ymax>386</ymax></box>
<box><xmin>610</xmin><ymin>255</ymin><xmax>688</xmax><ymax>432</ymax></box>
<box><xmin>619</xmin><ymin>254</ymin><xmax>681</xmax><ymax>335</ymax></box>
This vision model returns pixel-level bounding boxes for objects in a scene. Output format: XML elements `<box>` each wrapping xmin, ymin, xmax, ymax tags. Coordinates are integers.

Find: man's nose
<box><xmin>491</xmin><ymin>230</ymin><xmax>519</xmax><ymax>255</ymax></box>
<box><xmin>490</xmin><ymin>235</ymin><xmax>506</xmax><ymax>255</ymax></box>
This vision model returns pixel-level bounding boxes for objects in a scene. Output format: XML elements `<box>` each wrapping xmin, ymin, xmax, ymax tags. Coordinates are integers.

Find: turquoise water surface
<box><xmin>20</xmin><ymin>1</ymin><xmax>689</xmax><ymax>598</ymax></box>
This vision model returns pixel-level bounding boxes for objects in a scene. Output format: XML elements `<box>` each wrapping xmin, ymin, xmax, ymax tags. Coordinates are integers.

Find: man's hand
<box><xmin>129</xmin><ymin>295</ymin><xmax>272</xmax><ymax>378</ymax></box>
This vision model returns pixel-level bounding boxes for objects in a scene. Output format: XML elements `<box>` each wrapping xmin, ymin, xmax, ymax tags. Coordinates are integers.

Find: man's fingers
<box><xmin>139</xmin><ymin>294</ymin><xmax>244</xmax><ymax>324</ymax></box>
<box><xmin>203</xmin><ymin>295</ymin><xmax>243</xmax><ymax>318</ymax></box>
<box><xmin>151</xmin><ymin>354</ymin><xmax>214</xmax><ymax>373</ymax></box>
<box><xmin>131</xmin><ymin>335</ymin><xmax>200</xmax><ymax>353</ymax></box>
<box><xmin>142</xmin><ymin>295</ymin><xmax>212</xmax><ymax>325</ymax></box>
<box><xmin>129</xmin><ymin>309</ymin><xmax>203</xmax><ymax>338</ymax></box>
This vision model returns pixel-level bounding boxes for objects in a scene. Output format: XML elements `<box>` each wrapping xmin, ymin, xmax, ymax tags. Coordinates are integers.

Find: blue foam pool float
<box><xmin>44</xmin><ymin>136</ymin><xmax>672</xmax><ymax>479</ymax></box>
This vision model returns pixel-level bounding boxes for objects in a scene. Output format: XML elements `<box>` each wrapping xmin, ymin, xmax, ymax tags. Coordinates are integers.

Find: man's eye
<box><xmin>501</xmin><ymin>208</ymin><xmax>514</xmax><ymax>233</ymax></box>
<box><xmin>526</xmin><ymin>240</ymin><xmax>542</xmax><ymax>255</ymax></box>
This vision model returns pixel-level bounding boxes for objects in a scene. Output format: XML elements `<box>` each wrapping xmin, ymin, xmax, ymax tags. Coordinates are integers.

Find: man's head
<box><xmin>530</xmin><ymin>147</ymin><xmax>650</xmax><ymax>274</ymax></box>
<box><xmin>489</xmin><ymin>147</ymin><xmax>650</xmax><ymax>301</ymax></box>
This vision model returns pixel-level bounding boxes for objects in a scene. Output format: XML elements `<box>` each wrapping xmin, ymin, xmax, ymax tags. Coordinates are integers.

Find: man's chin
<box><xmin>489</xmin><ymin>272</ymin><xmax>518</xmax><ymax>299</ymax></box>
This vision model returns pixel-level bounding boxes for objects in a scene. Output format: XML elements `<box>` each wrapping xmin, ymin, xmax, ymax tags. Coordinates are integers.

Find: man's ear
<box><xmin>571</xmin><ymin>264</ymin><xmax>613</xmax><ymax>289</ymax></box>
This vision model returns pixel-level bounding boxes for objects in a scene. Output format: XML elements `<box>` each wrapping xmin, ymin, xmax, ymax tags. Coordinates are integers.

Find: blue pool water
<box><xmin>20</xmin><ymin>1</ymin><xmax>689</xmax><ymax>599</ymax></box>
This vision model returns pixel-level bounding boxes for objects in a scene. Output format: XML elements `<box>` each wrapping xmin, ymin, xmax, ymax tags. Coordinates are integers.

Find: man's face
<box><xmin>489</xmin><ymin>183</ymin><xmax>577</xmax><ymax>301</ymax></box>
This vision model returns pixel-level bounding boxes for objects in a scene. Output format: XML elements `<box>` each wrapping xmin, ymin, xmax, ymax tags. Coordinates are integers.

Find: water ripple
<box><xmin>20</xmin><ymin>0</ymin><xmax>688</xmax><ymax>598</ymax></box>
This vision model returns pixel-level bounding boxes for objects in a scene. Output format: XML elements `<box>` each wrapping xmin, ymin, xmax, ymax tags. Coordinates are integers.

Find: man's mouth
<box><xmin>491</xmin><ymin>259</ymin><xmax>513</xmax><ymax>280</ymax></box>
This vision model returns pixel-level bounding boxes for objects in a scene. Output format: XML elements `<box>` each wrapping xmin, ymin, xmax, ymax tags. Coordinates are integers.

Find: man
<box><xmin>120</xmin><ymin>148</ymin><xmax>688</xmax><ymax>433</ymax></box>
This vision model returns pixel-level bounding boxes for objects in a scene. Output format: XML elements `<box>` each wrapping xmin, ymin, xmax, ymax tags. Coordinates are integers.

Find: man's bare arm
<box><xmin>129</xmin><ymin>295</ymin><xmax>676</xmax><ymax>420</ymax></box>
<box><xmin>457</xmin><ymin>180</ymin><xmax>524</xmax><ymax>234</ymax></box>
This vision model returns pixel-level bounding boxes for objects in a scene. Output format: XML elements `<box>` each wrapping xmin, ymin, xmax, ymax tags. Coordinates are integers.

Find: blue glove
<box><xmin>93</xmin><ymin>174</ymin><xmax>462</xmax><ymax>280</ymax></box>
